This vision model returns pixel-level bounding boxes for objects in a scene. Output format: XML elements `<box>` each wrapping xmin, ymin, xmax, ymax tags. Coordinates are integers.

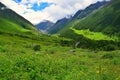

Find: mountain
<box><xmin>61</xmin><ymin>0</ymin><xmax>120</xmax><ymax>37</ymax></box>
<box><xmin>72</xmin><ymin>1</ymin><xmax>108</xmax><ymax>19</ymax></box>
<box><xmin>59</xmin><ymin>0</ymin><xmax>120</xmax><ymax>50</ymax></box>
<box><xmin>35</xmin><ymin>20</ymin><xmax>54</xmax><ymax>32</ymax></box>
<box><xmin>0</xmin><ymin>2</ymin><xmax>37</xmax><ymax>35</ymax></box>
<box><xmin>47</xmin><ymin>17</ymin><xmax>72</xmax><ymax>34</ymax></box>
<box><xmin>47</xmin><ymin>1</ymin><xmax>108</xmax><ymax>34</ymax></box>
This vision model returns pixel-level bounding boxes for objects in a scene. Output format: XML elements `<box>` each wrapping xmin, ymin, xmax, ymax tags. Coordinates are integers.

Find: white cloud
<box><xmin>0</xmin><ymin>0</ymin><xmax>104</xmax><ymax>24</ymax></box>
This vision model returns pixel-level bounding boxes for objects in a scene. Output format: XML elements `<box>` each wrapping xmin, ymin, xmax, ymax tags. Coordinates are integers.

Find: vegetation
<box><xmin>33</xmin><ymin>44</ymin><xmax>41</xmax><ymax>51</ymax></box>
<box><xmin>71</xmin><ymin>0</ymin><xmax>120</xmax><ymax>38</ymax></box>
<box><xmin>60</xmin><ymin>29</ymin><xmax>120</xmax><ymax>51</ymax></box>
<box><xmin>0</xmin><ymin>0</ymin><xmax>120</xmax><ymax>79</ymax></box>
<box><xmin>0</xmin><ymin>17</ymin><xmax>32</xmax><ymax>34</ymax></box>
<box><xmin>71</xmin><ymin>28</ymin><xmax>118</xmax><ymax>41</ymax></box>
<box><xmin>47</xmin><ymin>1</ymin><xmax>108</xmax><ymax>34</ymax></box>
<box><xmin>0</xmin><ymin>2</ymin><xmax>37</xmax><ymax>36</ymax></box>
<box><xmin>0</xmin><ymin>34</ymin><xmax>120</xmax><ymax>80</ymax></box>
<box><xmin>58</xmin><ymin>0</ymin><xmax>120</xmax><ymax>51</ymax></box>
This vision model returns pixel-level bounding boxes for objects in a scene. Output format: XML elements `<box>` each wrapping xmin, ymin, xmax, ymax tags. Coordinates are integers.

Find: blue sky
<box><xmin>31</xmin><ymin>2</ymin><xmax>53</xmax><ymax>11</ymax></box>
<box><xmin>13</xmin><ymin>0</ymin><xmax>53</xmax><ymax>11</ymax></box>
<box><xmin>1</xmin><ymin>0</ymin><xmax>105</xmax><ymax>24</ymax></box>
<box><xmin>13</xmin><ymin>0</ymin><xmax>22</xmax><ymax>3</ymax></box>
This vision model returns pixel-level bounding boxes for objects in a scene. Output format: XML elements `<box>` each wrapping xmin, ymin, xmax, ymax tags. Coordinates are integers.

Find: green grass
<box><xmin>0</xmin><ymin>34</ymin><xmax>120</xmax><ymax>80</ymax></box>
<box><xmin>71</xmin><ymin>28</ymin><xmax>118</xmax><ymax>41</ymax></box>
<box><xmin>0</xmin><ymin>17</ymin><xmax>34</xmax><ymax>34</ymax></box>
<box><xmin>0</xmin><ymin>18</ymin><xmax>36</xmax><ymax>35</ymax></box>
<box><xmin>0</xmin><ymin>10</ymin><xmax>38</xmax><ymax>35</ymax></box>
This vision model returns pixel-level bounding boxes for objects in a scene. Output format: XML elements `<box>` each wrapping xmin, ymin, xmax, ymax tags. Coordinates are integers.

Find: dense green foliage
<box><xmin>33</xmin><ymin>45</ymin><xmax>41</xmax><ymax>51</ymax></box>
<box><xmin>60</xmin><ymin>29</ymin><xmax>120</xmax><ymax>51</ymax></box>
<box><xmin>58</xmin><ymin>0</ymin><xmax>120</xmax><ymax>50</ymax></box>
<box><xmin>0</xmin><ymin>34</ymin><xmax>120</xmax><ymax>80</ymax></box>
<box><xmin>72</xmin><ymin>0</ymin><xmax>120</xmax><ymax>37</ymax></box>
<box><xmin>71</xmin><ymin>28</ymin><xmax>118</xmax><ymax>41</ymax></box>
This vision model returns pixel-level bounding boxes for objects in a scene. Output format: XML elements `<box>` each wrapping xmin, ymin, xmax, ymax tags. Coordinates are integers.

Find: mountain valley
<box><xmin>0</xmin><ymin>0</ymin><xmax>120</xmax><ymax>79</ymax></box>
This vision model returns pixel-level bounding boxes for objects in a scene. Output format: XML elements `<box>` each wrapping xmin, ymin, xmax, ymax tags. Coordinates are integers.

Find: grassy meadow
<box><xmin>71</xmin><ymin>28</ymin><xmax>118</xmax><ymax>41</ymax></box>
<box><xmin>0</xmin><ymin>34</ymin><xmax>120</xmax><ymax>80</ymax></box>
<box><xmin>0</xmin><ymin>0</ymin><xmax>120</xmax><ymax>80</ymax></box>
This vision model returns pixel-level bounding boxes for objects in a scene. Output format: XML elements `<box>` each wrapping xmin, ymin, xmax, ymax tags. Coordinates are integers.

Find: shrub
<box><xmin>33</xmin><ymin>45</ymin><xmax>41</xmax><ymax>51</ymax></box>
<box><xmin>60</xmin><ymin>40</ymin><xmax>71</xmax><ymax>47</ymax></box>
<box><xmin>101</xmin><ymin>53</ymin><xmax>114</xmax><ymax>59</ymax></box>
<box><xmin>104</xmin><ymin>44</ymin><xmax>118</xmax><ymax>51</ymax></box>
<box><xmin>0</xmin><ymin>46</ymin><xmax>7</xmax><ymax>52</ymax></box>
<box><xmin>45</xmin><ymin>49</ymin><xmax>55</xmax><ymax>54</ymax></box>
<box><xmin>21</xmin><ymin>50</ymin><xmax>26</xmax><ymax>54</ymax></box>
<box><xmin>49</xmin><ymin>50</ymin><xmax>55</xmax><ymax>54</ymax></box>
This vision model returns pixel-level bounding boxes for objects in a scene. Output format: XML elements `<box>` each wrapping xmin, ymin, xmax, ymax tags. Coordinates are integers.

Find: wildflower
<box><xmin>116</xmin><ymin>76</ymin><xmax>120</xmax><ymax>80</ymax></box>
<box><xmin>96</xmin><ymin>70</ymin><xmax>99</xmax><ymax>74</ymax></box>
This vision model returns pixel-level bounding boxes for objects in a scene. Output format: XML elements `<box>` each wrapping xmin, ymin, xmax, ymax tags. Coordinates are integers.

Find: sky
<box><xmin>0</xmin><ymin>0</ymin><xmax>105</xmax><ymax>24</ymax></box>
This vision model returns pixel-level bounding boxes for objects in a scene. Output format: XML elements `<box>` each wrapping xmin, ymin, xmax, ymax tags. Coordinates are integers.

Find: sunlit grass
<box><xmin>0</xmin><ymin>34</ymin><xmax>120</xmax><ymax>80</ymax></box>
<box><xmin>71</xmin><ymin>28</ymin><xmax>118</xmax><ymax>41</ymax></box>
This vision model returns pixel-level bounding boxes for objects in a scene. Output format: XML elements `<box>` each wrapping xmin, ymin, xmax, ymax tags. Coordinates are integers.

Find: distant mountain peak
<box><xmin>47</xmin><ymin>0</ymin><xmax>108</xmax><ymax>34</ymax></box>
<box><xmin>65</xmin><ymin>15</ymin><xmax>73</xmax><ymax>19</ymax></box>
<box><xmin>41</xmin><ymin>20</ymin><xmax>54</xmax><ymax>23</ymax></box>
<box><xmin>35</xmin><ymin>20</ymin><xmax>54</xmax><ymax>32</ymax></box>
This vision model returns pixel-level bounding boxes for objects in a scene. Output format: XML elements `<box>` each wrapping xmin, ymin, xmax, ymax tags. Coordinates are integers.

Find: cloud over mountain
<box><xmin>0</xmin><ymin>0</ymin><xmax>105</xmax><ymax>24</ymax></box>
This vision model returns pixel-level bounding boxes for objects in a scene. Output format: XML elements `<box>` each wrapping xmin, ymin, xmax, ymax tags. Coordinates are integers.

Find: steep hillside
<box><xmin>47</xmin><ymin>17</ymin><xmax>72</xmax><ymax>34</ymax></box>
<box><xmin>36</xmin><ymin>20</ymin><xmax>54</xmax><ymax>32</ymax></box>
<box><xmin>0</xmin><ymin>2</ymin><xmax>37</xmax><ymax>35</ymax></box>
<box><xmin>59</xmin><ymin>0</ymin><xmax>120</xmax><ymax>50</ymax></box>
<box><xmin>72</xmin><ymin>1</ymin><xmax>108</xmax><ymax>19</ymax></box>
<box><xmin>72</xmin><ymin>0</ymin><xmax>120</xmax><ymax>37</ymax></box>
<box><xmin>47</xmin><ymin>1</ymin><xmax>108</xmax><ymax>34</ymax></box>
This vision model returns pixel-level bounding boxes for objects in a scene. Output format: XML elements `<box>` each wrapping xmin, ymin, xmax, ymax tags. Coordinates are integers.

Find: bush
<box><xmin>60</xmin><ymin>40</ymin><xmax>71</xmax><ymax>47</ymax></box>
<box><xmin>33</xmin><ymin>45</ymin><xmax>41</xmax><ymax>51</ymax></box>
<box><xmin>49</xmin><ymin>50</ymin><xmax>55</xmax><ymax>54</ymax></box>
<box><xmin>104</xmin><ymin>44</ymin><xmax>118</xmax><ymax>51</ymax></box>
<box><xmin>101</xmin><ymin>53</ymin><xmax>114</xmax><ymax>59</ymax></box>
<box><xmin>0</xmin><ymin>46</ymin><xmax>7</xmax><ymax>52</ymax></box>
<box><xmin>45</xmin><ymin>49</ymin><xmax>55</xmax><ymax>54</ymax></box>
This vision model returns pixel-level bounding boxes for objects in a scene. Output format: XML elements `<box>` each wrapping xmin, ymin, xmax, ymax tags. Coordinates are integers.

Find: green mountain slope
<box><xmin>0</xmin><ymin>2</ymin><xmax>37</xmax><ymax>35</ymax></box>
<box><xmin>46</xmin><ymin>1</ymin><xmax>108</xmax><ymax>34</ymax></box>
<box><xmin>59</xmin><ymin>0</ymin><xmax>120</xmax><ymax>50</ymax></box>
<box><xmin>72</xmin><ymin>0</ymin><xmax>120</xmax><ymax>37</ymax></box>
